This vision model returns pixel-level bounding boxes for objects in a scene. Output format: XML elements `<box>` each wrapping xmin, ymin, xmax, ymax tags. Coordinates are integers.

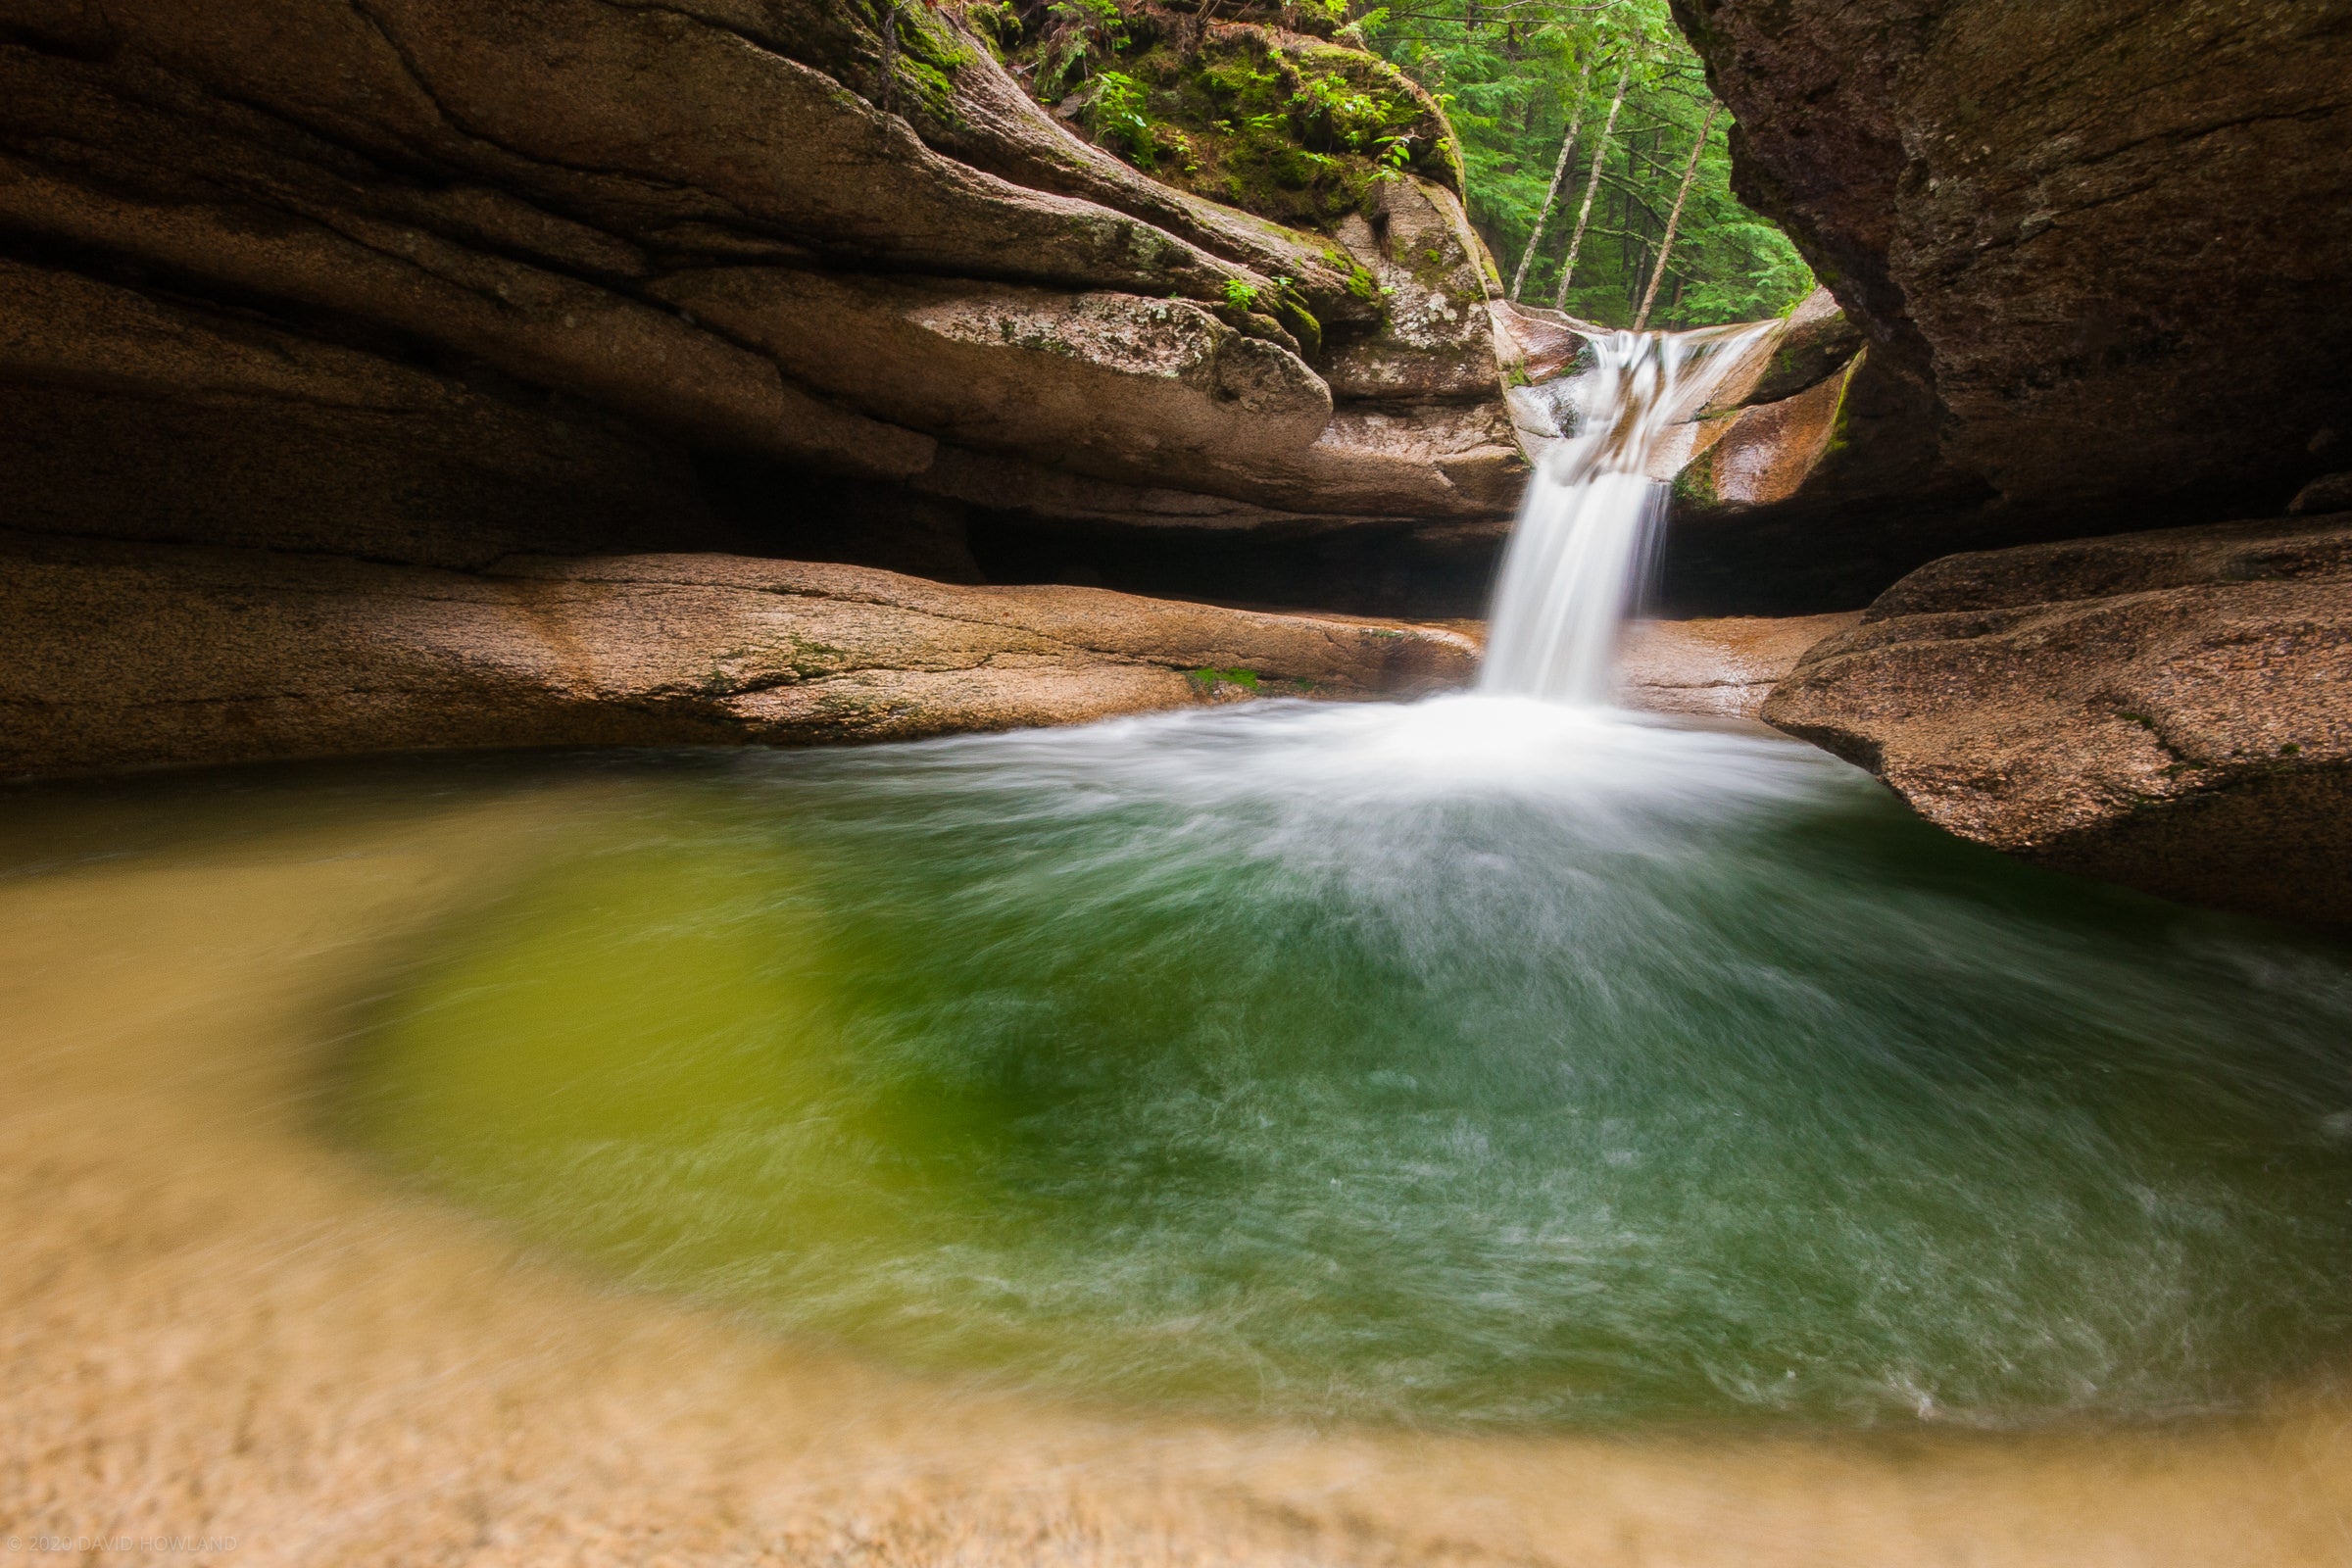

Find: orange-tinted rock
<box><xmin>1682</xmin><ymin>358</ymin><xmax>1862</xmax><ymax>511</ymax></box>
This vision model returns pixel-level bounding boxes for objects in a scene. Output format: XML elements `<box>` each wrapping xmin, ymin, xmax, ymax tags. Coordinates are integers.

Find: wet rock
<box><xmin>1762</xmin><ymin>515</ymin><xmax>2352</xmax><ymax>925</ymax></box>
<box><xmin>0</xmin><ymin>533</ymin><xmax>1478</xmax><ymax>780</ymax></box>
<box><xmin>1619</xmin><ymin>612</ymin><xmax>1864</xmax><ymax>720</ymax></box>
<box><xmin>1490</xmin><ymin>303</ymin><xmax>1593</xmax><ymax>386</ymax></box>
<box><xmin>1630</xmin><ymin>287</ymin><xmax>1982</xmax><ymax>612</ymax></box>
<box><xmin>1679</xmin><ymin>355</ymin><xmax>1864</xmax><ymax>512</ymax></box>
<box><xmin>1710</xmin><ymin>287</ymin><xmax>1865</xmax><ymax>411</ymax></box>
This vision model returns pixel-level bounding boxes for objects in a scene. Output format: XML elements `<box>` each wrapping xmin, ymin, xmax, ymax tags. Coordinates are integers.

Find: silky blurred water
<box><xmin>344</xmin><ymin>699</ymin><xmax>2352</xmax><ymax>1430</ymax></box>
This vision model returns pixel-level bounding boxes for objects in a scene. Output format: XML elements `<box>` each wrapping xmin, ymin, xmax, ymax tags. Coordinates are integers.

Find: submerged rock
<box><xmin>0</xmin><ymin>534</ymin><xmax>1476</xmax><ymax>780</ymax></box>
<box><xmin>1763</xmin><ymin>515</ymin><xmax>2352</xmax><ymax>925</ymax></box>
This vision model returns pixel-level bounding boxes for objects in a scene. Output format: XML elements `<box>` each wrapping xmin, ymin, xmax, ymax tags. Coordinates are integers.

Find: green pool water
<box><xmin>341</xmin><ymin>699</ymin><xmax>2352</xmax><ymax>1430</ymax></box>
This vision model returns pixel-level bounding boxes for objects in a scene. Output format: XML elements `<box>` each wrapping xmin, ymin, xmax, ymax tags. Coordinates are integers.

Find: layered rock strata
<box><xmin>0</xmin><ymin>533</ymin><xmax>1476</xmax><ymax>781</ymax></box>
<box><xmin>1764</xmin><ymin>515</ymin><xmax>2351</xmax><ymax>925</ymax></box>
<box><xmin>0</xmin><ymin>0</ymin><xmax>1526</xmax><ymax>577</ymax></box>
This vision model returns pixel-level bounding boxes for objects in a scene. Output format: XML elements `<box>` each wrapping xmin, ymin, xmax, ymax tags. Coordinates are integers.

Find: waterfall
<box><xmin>1481</xmin><ymin>322</ymin><xmax>1778</xmax><ymax>703</ymax></box>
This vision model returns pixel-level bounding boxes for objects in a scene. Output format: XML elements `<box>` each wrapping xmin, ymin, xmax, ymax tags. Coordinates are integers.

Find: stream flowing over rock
<box><xmin>1764</xmin><ymin>514</ymin><xmax>2352</xmax><ymax>926</ymax></box>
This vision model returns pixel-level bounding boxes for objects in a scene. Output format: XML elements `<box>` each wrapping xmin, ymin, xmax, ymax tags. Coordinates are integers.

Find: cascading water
<box><xmin>1482</xmin><ymin>321</ymin><xmax>1777</xmax><ymax>702</ymax></box>
<box><xmin>314</xmin><ymin>315</ymin><xmax>2352</xmax><ymax>1439</ymax></box>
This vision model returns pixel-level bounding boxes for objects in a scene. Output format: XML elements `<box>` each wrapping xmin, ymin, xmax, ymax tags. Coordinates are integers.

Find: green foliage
<box><xmin>1086</xmin><ymin>70</ymin><xmax>1158</xmax><ymax>165</ymax></box>
<box><xmin>1001</xmin><ymin>4</ymin><xmax>1450</xmax><ymax>232</ymax></box>
<box><xmin>1362</xmin><ymin>0</ymin><xmax>1814</xmax><ymax>327</ymax></box>
<box><xmin>1037</xmin><ymin>0</ymin><xmax>1125</xmax><ymax>99</ymax></box>
<box><xmin>966</xmin><ymin>2</ymin><xmax>1022</xmax><ymax>56</ymax></box>
<box><xmin>1222</xmin><ymin>278</ymin><xmax>1261</xmax><ymax>312</ymax></box>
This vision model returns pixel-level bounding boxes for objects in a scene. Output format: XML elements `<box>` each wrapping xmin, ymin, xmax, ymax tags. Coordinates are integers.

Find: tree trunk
<box><xmin>1551</xmin><ymin>53</ymin><xmax>1634</xmax><ymax>314</ymax></box>
<box><xmin>1508</xmin><ymin>52</ymin><xmax>1598</xmax><ymax>303</ymax></box>
<box><xmin>1633</xmin><ymin>102</ymin><xmax>1720</xmax><ymax>331</ymax></box>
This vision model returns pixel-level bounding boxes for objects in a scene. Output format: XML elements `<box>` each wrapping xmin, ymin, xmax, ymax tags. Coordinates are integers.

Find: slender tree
<box><xmin>1632</xmin><ymin>100</ymin><xmax>1718</xmax><ymax>329</ymax></box>
<box><xmin>1550</xmin><ymin>50</ymin><xmax>1634</xmax><ymax>312</ymax></box>
<box><xmin>1362</xmin><ymin>0</ymin><xmax>1814</xmax><ymax>326</ymax></box>
<box><xmin>1507</xmin><ymin>50</ymin><xmax>1597</xmax><ymax>303</ymax></box>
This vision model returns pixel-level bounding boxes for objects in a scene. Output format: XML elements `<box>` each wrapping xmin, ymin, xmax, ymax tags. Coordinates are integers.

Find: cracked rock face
<box><xmin>1763</xmin><ymin>514</ymin><xmax>2352</xmax><ymax>925</ymax></box>
<box><xmin>1673</xmin><ymin>0</ymin><xmax>2352</xmax><ymax>538</ymax></box>
<box><xmin>0</xmin><ymin>532</ymin><xmax>1478</xmax><ymax>780</ymax></box>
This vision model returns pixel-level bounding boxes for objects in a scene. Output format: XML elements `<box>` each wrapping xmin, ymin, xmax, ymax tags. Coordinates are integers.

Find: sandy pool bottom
<box><xmin>3</xmin><ymin>779</ymin><xmax>2350</xmax><ymax>1568</ymax></box>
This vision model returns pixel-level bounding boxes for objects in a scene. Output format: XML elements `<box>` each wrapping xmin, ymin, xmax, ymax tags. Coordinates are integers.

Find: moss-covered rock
<box><xmin>1002</xmin><ymin>1</ymin><xmax>1457</xmax><ymax>233</ymax></box>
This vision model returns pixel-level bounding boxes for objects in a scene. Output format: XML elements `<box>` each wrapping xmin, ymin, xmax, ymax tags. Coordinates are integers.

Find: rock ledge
<box><xmin>1763</xmin><ymin>515</ymin><xmax>2352</xmax><ymax>925</ymax></box>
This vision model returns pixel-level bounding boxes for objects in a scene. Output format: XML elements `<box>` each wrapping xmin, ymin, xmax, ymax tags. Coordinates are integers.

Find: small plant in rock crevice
<box><xmin>1037</xmin><ymin>0</ymin><xmax>1126</xmax><ymax>100</ymax></box>
<box><xmin>1085</xmin><ymin>70</ymin><xmax>1157</xmax><ymax>164</ymax></box>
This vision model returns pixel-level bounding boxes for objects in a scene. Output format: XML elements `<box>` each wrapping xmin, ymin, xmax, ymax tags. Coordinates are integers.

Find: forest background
<box><xmin>1359</xmin><ymin>0</ymin><xmax>1814</xmax><ymax>327</ymax></box>
<box><xmin>979</xmin><ymin>0</ymin><xmax>1816</xmax><ymax>329</ymax></box>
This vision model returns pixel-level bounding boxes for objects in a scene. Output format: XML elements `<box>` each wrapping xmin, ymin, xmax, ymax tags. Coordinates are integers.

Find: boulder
<box><xmin>1669</xmin><ymin>0</ymin><xmax>2352</xmax><ymax>603</ymax></box>
<box><xmin>0</xmin><ymin>532</ymin><xmax>1478</xmax><ymax>780</ymax></box>
<box><xmin>1322</xmin><ymin>178</ymin><xmax>1504</xmax><ymax>402</ymax></box>
<box><xmin>1762</xmin><ymin>515</ymin><xmax>2352</xmax><ymax>925</ymax></box>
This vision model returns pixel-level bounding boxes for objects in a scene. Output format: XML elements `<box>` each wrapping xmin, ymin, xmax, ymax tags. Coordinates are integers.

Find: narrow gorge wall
<box><xmin>1659</xmin><ymin>0</ymin><xmax>2352</xmax><ymax>612</ymax></box>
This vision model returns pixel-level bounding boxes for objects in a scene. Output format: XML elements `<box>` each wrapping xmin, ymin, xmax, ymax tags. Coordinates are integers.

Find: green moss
<box><xmin>1002</xmin><ymin>9</ymin><xmax>1455</xmax><ymax>234</ymax></box>
<box><xmin>1673</xmin><ymin>448</ymin><xmax>1719</xmax><ymax>509</ymax></box>
<box><xmin>1817</xmin><ymin>349</ymin><xmax>1864</xmax><ymax>462</ymax></box>
<box><xmin>965</xmin><ymin>2</ymin><xmax>1022</xmax><ymax>56</ymax></box>
<box><xmin>1188</xmin><ymin>666</ymin><xmax>1262</xmax><ymax>695</ymax></box>
<box><xmin>886</xmin><ymin>2</ymin><xmax>976</xmax><ymax>122</ymax></box>
<box><xmin>1272</xmin><ymin>292</ymin><xmax>1321</xmax><ymax>358</ymax></box>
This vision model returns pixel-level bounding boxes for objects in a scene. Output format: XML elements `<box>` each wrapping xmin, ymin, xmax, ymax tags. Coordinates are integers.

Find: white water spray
<box><xmin>1481</xmin><ymin>322</ymin><xmax>1777</xmax><ymax>703</ymax></box>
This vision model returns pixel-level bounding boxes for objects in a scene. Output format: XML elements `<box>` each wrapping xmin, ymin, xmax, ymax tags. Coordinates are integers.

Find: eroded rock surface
<box><xmin>1669</xmin><ymin>0</ymin><xmax>2352</xmax><ymax>605</ymax></box>
<box><xmin>0</xmin><ymin>534</ymin><xmax>1477</xmax><ymax>780</ymax></box>
<box><xmin>0</xmin><ymin>0</ymin><xmax>1525</xmax><ymax>586</ymax></box>
<box><xmin>1763</xmin><ymin>515</ymin><xmax>2352</xmax><ymax>925</ymax></box>
<box><xmin>1619</xmin><ymin>612</ymin><xmax>1864</xmax><ymax>720</ymax></box>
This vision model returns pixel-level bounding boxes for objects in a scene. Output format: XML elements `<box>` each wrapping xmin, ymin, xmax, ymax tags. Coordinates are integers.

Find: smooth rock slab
<box><xmin>1763</xmin><ymin>515</ymin><xmax>2352</xmax><ymax>925</ymax></box>
<box><xmin>0</xmin><ymin>536</ymin><xmax>1476</xmax><ymax>779</ymax></box>
<box><xmin>1619</xmin><ymin>613</ymin><xmax>1865</xmax><ymax>720</ymax></box>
